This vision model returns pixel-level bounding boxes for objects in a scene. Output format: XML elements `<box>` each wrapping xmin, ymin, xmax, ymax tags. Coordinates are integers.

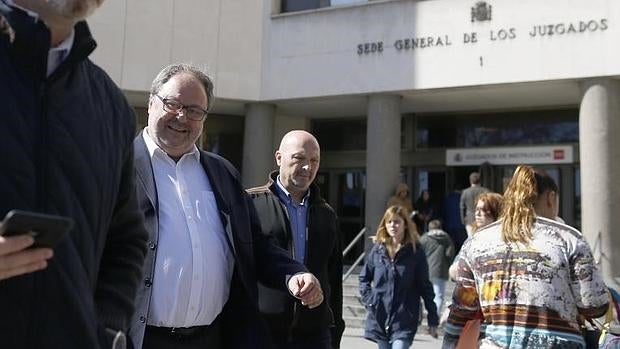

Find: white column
<box><xmin>579</xmin><ymin>78</ymin><xmax>620</xmax><ymax>287</ymax></box>
<box><xmin>242</xmin><ymin>103</ymin><xmax>275</xmax><ymax>188</ymax></box>
<box><xmin>364</xmin><ymin>94</ymin><xmax>401</xmax><ymax>250</ymax></box>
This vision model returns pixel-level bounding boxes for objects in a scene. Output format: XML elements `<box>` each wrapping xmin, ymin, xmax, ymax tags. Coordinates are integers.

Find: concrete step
<box><xmin>343</xmin><ymin>282</ymin><xmax>359</xmax><ymax>295</ymax></box>
<box><xmin>343</xmin><ymin>291</ymin><xmax>362</xmax><ymax>305</ymax></box>
<box><xmin>343</xmin><ymin>303</ymin><xmax>367</xmax><ymax>317</ymax></box>
<box><xmin>344</xmin><ymin>315</ymin><xmax>366</xmax><ymax>329</ymax></box>
<box><xmin>342</xmin><ymin>270</ymin><xmax>365</xmax><ymax>328</ymax></box>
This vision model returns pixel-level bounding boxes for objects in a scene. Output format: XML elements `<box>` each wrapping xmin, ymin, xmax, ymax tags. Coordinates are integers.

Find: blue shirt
<box><xmin>275</xmin><ymin>177</ymin><xmax>309</xmax><ymax>263</ymax></box>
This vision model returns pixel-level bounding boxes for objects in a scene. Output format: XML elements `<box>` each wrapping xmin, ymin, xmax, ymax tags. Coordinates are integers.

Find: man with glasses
<box><xmin>1</xmin><ymin>1</ymin><xmax>147</xmax><ymax>348</ymax></box>
<box><xmin>130</xmin><ymin>63</ymin><xmax>324</xmax><ymax>349</ymax></box>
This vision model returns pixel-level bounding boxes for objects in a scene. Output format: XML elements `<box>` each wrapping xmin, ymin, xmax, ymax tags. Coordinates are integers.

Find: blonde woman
<box><xmin>359</xmin><ymin>205</ymin><xmax>438</xmax><ymax>349</ymax></box>
<box><xmin>443</xmin><ymin>165</ymin><xmax>609</xmax><ymax>349</ymax></box>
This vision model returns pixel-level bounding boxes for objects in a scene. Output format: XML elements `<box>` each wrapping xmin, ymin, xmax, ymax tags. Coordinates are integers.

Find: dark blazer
<box><xmin>247</xmin><ymin>172</ymin><xmax>345</xmax><ymax>348</ymax></box>
<box><xmin>129</xmin><ymin>134</ymin><xmax>308</xmax><ymax>349</ymax></box>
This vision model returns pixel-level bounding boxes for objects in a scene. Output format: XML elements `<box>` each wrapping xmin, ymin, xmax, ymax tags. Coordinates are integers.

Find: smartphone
<box><xmin>0</xmin><ymin>210</ymin><xmax>73</xmax><ymax>248</ymax></box>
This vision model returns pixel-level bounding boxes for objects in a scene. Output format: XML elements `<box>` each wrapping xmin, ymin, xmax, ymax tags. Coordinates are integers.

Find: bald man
<box><xmin>247</xmin><ymin>130</ymin><xmax>345</xmax><ymax>349</ymax></box>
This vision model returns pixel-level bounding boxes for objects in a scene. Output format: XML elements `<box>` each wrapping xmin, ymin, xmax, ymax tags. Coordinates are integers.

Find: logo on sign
<box><xmin>553</xmin><ymin>149</ymin><xmax>565</xmax><ymax>160</ymax></box>
<box><xmin>471</xmin><ymin>1</ymin><xmax>492</xmax><ymax>23</ymax></box>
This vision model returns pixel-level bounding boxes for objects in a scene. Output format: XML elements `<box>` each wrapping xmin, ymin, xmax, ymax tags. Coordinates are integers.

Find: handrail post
<box><xmin>342</xmin><ymin>226</ymin><xmax>368</xmax><ymax>281</ymax></box>
<box><xmin>342</xmin><ymin>252</ymin><xmax>366</xmax><ymax>282</ymax></box>
<box><xmin>342</xmin><ymin>227</ymin><xmax>367</xmax><ymax>258</ymax></box>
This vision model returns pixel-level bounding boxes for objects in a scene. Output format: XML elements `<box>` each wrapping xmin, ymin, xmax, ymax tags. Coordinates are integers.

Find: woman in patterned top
<box><xmin>443</xmin><ymin>165</ymin><xmax>609</xmax><ymax>349</ymax></box>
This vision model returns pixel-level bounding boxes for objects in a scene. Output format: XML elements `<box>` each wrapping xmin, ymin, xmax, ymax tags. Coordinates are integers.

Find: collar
<box><xmin>1</xmin><ymin>2</ymin><xmax>96</xmax><ymax>80</ymax></box>
<box><xmin>51</xmin><ymin>26</ymin><xmax>74</xmax><ymax>51</ymax></box>
<box><xmin>427</xmin><ymin>229</ymin><xmax>446</xmax><ymax>236</ymax></box>
<box><xmin>142</xmin><ymin>128</ymin><xmax>200</xmax><ymax>162</ymax></box>
<box><xmin>3</xmin><ymin>0</ymin><xmax>37</xmax><ymax>19</ymax></box>
<box><xmin>275</xmin><ymin>175</ymin><xmax>310</xmax><ymax>205</ymax></box>
<box><xmin>4</xmin><ymin>0</ymin><xmax>75</xmax><ymax>51</ymax></box>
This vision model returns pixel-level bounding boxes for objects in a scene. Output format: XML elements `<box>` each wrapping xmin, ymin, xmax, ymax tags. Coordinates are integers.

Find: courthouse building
<box><xmin>90</xmin><ymin>0</ymin><xmax>620</xmax><ymax>284</ymax></box>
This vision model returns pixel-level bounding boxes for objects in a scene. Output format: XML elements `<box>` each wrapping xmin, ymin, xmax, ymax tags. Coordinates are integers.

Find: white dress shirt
<box><xmin>143</xmin><ymin>130</ymin><xmax>233</xmax><ymax>328</ymax></box>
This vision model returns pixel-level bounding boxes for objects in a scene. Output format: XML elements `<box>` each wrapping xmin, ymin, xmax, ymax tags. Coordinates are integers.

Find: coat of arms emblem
<box><xmin>471</xmin><ymin>1</ymin><xmax>492</xmax><ymax>23</ymax></box>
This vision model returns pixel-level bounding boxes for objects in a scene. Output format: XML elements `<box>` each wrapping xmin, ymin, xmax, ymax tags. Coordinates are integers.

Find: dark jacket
<box><xmin>131</xmin><ymin>136</ymin><xmax>308</xmax><ymax>349</ymax></box>
<box><xmin>420</xmin><ymin>229</ymin><xmax>455</xmax><ymax>280</ymax></box>
<box><xmin>359</xmin><ymin>243</ymin><xmax>439</xmax><ymax>343</ymax></box>
<box><xmin>247</xmin><ymin>172</ymin><xmax>345</xmax><ymax>348</ymax></box>
<box><xmin>0</xmin><ymin>4</ymin><xmax>148</xmax><ymax>348</ymax></box>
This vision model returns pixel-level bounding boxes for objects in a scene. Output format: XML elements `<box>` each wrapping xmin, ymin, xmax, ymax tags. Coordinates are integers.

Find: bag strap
<box><xmin>610</xmin><ymin>288</ymin><xmax>620</xmax><ymax>316</ymax></box>
<box><xmin>598</xmin><ymin>288</ymin><xmax>619</xmax><ymax>345</ymax></box>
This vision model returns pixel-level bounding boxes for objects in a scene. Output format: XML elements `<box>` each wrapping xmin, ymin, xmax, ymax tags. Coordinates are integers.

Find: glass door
<box><xmin>317</xmin><ymin>170</ymin><xmax>366</xmax><ymax>264</ymax></box>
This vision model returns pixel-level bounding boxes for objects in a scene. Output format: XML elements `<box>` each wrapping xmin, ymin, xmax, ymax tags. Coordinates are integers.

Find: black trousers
<box><xmin>143</xmin><ymin>318</ymin><xmax>221</xmax><ymax>349</ymax></box>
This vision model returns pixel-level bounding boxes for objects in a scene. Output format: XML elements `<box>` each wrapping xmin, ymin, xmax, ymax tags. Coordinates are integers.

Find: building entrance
<box><xmin>316</xmin><ymin>170</ymin><xmax>366</xmax><ymax>264</ymax></box>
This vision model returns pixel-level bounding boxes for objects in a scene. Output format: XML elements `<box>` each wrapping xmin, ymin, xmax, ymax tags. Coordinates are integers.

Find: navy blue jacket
<box><xmin>130</xmin><ymin>136</ymin><xmax>308</xmax><ymax>349</ymax></box>
<box><xmin>359</xmin><ymin>242</ymin><xmax>439</xmax><ymax>343</ymax></box>
<box><xmin>0</xmin><ymin>3</ymin><xmax>147</xmax><ymax>348</ymax></box>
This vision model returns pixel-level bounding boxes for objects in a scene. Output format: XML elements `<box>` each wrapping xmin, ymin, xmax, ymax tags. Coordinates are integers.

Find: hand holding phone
<box><xmin>0</xmin><ymin>210</ymin><xmax>71</xmax><ymax>281</ymax></box>
<box><xmin>0</xmin><ymin>234</ymin><xmax>53</xmax><ymax>281</ymax></box>
<box><xmin>0</xmin><ymin>210</ymin><xmax>73</xmax><ymax>248</ymax></box>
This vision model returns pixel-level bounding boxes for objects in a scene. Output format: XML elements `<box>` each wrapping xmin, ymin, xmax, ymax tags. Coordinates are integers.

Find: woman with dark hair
<box><xmin>359</xmin><ymin>205</ymin><xmax>438</xmax><ymax>349</ymax></box>
<box><xmin>448</xmin><ymin>192</ymin><xmax>503</xmax><ymax>281</ymax></box>
<box><xmin>414</xmin><ymin>189</ymin><xmax>435</xmax><ymax>233</ymax></box>
<box><xmin>472</xmin><ymin>192</ymin><xmax>503</xmax><ymax>233</ymax></box>
<box><xmin>443</xmin><ymin>165</ymin><xmax>609</xmax><ymax>349</ymax></box>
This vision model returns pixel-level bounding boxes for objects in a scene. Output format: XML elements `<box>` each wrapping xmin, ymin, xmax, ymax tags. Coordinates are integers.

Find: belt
<box><xmin>147</xmin><ymin>324</ymin><xmax>210</xmax><ymax>338</ymax></box>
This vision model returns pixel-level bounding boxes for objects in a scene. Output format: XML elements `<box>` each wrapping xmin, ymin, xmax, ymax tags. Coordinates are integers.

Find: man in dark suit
<box><xmin>129</xmin><ymin>63</ymin><xmax>324</xmax><ymax>349</ymax></box>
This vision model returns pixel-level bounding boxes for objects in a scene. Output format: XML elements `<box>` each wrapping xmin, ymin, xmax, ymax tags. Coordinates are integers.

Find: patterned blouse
<box><xmin>442</xmin><ymin>217</ymin><xmax>609</xmax><ymax>349</ymax></box>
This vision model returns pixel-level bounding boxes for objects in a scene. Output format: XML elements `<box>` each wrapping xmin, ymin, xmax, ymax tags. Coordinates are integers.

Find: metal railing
<box><xmin>342</xmin><ymin>227</ymin><xmax>367</xmax><ymax>282</ymax></box>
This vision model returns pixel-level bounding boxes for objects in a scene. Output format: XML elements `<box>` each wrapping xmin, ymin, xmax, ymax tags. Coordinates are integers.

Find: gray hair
<box><xmin>150</xmin><ymin>63</ymin><xmax>214</xmax><ymax>111</ymax></box>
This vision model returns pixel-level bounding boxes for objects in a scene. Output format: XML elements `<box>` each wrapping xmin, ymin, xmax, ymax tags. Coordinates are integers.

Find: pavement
<box><xmin>341</xmin><ymin>327</ymin><xmax>443</xmax><ymax>349</ymax></box>
<box><xmin>340</xmin><ymin>280</ymin><xmax>454</xmax><ymax>349</ymax></box>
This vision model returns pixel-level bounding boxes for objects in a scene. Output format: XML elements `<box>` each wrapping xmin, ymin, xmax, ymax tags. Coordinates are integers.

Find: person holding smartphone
<box><xmin>1</xmin><ymin>1</ymin><xmax>148</xmax><ymax>349</ymax></box>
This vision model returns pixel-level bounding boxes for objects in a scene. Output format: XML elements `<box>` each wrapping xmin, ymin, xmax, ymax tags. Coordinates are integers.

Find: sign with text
<box><xmin>446</xmin><ymin>145</ymin><xmax>574</xmax><ymax>166</ymax></box>
<box><xmin>355</xmin><ymin>0</ymin><xmax>609</xmax><ymax>57</ymax></box>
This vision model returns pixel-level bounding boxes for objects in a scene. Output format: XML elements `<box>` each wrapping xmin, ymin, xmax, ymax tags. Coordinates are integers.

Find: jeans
<box><xmin>376</xmin><ymin>338</ymin><xmax>413</xmax><ymax>349</ymax></box>
<box><xmin>431</xmin><ymin>277</ymin><xmax>447</xmax><ymax>315</ymax></box>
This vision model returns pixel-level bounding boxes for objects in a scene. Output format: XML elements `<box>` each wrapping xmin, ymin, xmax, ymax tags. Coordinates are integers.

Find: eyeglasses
<box><xmin>475</xmin><ymin>207</ymin><xmax>491</xmax><ymax>215</ymax></box>
<box><xmin>153</xmin><ymin>94</ymin><xmax>208</xmax><ymax>121</ymax></box>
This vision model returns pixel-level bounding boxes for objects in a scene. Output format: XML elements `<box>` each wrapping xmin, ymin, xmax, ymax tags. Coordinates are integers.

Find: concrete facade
<box><xmin>89</xmin><ymin>0</ymin><xmax>620</xmax><ymax>284</ymax></box>
<box><xmin>579</xmin><ymin>79</ymin><xmax>620</xmax><ymax>285</ymax></box>
<box><xmin>242</xmin><ymin>103</ymin><xmax>276</xmax><ymax>187</ymax></box>
<box><xmin>365</xmin><ymin>94</ymin><xmax>402</xmax><ymax>242</ymax></box>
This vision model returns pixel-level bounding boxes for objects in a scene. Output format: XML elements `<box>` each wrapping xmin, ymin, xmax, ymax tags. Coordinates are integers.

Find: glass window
<box><xmin>133</xmin><ymin>107</ymin><xmax>148</xmax><ymax>132</ymax></box>
<box><xmin>202</xmin><ymin>114</ymin><xmax>244</xmax><ymax>170</ymax></box>
<box><xmin>331</xmin><ymin>0</ymin><xmax>367</xmax><ymax>6</ymax></box>
<box><xmin>281</xmin><ymin>0</ymin><xmax>368</xmax><ymax>12</ymax></box>
<box><xmin>574</xmin><ymin>168</ymin><xmax>581</xmax><ymax>229</ymax></box>
<box><xmin>312</xmin><ymin>119</ymin><xmax>367</xmax><ymax>151</ymax></box>
<box><xmin>281</xmin><ymin>0</ymin><xmax>328</xmax><ymax>12</ymax></box>
<box><xmin>415</xmin><ymin>109</ymin><xmax>578</xmax><ymax>148</ymax></box>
